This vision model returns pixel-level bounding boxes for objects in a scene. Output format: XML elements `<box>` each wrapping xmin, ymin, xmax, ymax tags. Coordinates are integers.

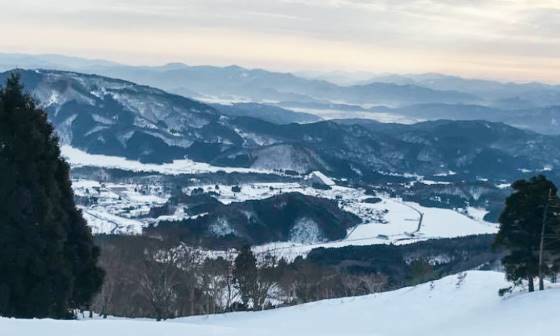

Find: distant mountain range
<box><xmin>2</xmin><ymin>68</ymin><xmax>560</xmax><ymax>183</ymax></box>
<box><xmin>0</xmin><ymin>53</ymin><xmax>482</xmax><ymax>106</ymax></box>
<box><xmin>3</xmin><ymin>53</ymin><xmax>560</xmax><ymax>136</ymax></box>
<box><xmin>367</xmin><ymin>73</ymin><xmax>560</xmax><ymax>108</ymax></box>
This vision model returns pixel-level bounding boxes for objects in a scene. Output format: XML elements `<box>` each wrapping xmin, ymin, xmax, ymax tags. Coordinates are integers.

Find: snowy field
<box><xmin>3</xmin><ymin>271</ymin><xmax>558</xmax><ymax>336</ymax></box>
<box><xmin>61</xmin><ymin>145</ymin><xmax>272</xmax><ymax>175</ymax></box>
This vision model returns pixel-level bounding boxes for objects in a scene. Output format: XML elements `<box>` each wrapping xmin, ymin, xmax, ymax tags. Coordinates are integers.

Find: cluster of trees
<box><xmin>92</xmin><ymin>236</ymin><xmax>389</xmax><ymax>320</ymax></box>
<box><xmin>0</xmin><ymin>74</ymin><xmax>103</xmax><ymax>318</ymax></box>
<box><xmin>92</xmin><ymin>233</ymin><xmax>504</xmax><ymax>320</ymax></box>
<box><xmin>495</xmin><ymin>175</ymin><xmax>560</xmax><ymax>292</ymax></box>
<box><xmin>308</xmin><ymin>234</ymin><xmax>502</xmax><ymax>286</ymax></box>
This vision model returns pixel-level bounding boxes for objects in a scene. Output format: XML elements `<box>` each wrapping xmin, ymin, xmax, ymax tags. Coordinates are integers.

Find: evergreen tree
<box><xmin>494</xmin><ymin>175</ymin><xmax>560</xmax><ymax>292</ymax></box>
<box><xmin>0</xmin><ymin>73</ymin><xmax>104</xmax><ymax>318</ymax></box>
<box><xmin>233</xmin><ymin>245</ymin><xmax>257</xmax><ymax>308</ymax></box>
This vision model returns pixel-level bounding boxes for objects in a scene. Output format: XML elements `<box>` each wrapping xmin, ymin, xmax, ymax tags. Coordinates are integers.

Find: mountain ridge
<box><xmin>3</xmin><ymin>68</ymin><xmax>560</xmax><ymax>182</ymax></box>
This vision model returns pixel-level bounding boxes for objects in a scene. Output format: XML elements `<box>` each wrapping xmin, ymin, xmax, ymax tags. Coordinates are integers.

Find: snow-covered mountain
<box><xmin>4</xmin><ymin>69</ymin><xmax>560</xmax><ymax>181</ymax></box>
<box><xmin>0</xmin><ymin>53</ymin><xmax>480</xmax><ymax>106</ymax></box>
<box><xmin>1</xmin><ymin>69</ymin><xmax>223</xmax><ymax>162</ymax></box>
<box><xmin>5</xmin><ymin>53</ymin><xmax>560</xmax><ymax>134</ymax></box>
<box><xmin>2</xmin><ymin>271</ymin><xmax>557</xmax><ymax>336</ymax></box>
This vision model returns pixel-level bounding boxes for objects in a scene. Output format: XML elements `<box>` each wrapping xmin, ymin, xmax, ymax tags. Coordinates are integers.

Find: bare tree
<box><xmin>200</xmin><ymin>257</ymin><xmax>231</xmax><ymax>314</ymax></box>
<box><xmin>137</xmin><ymin>249</ymin><xmax>183</xmax><ymax>321</ymax></box>
<box><xmin>253</xmin><ymin>253</ymin><xmax>280</xmax><ymax>310</ymax></box>
<box><xmin>223</xmin><ymin>249</ymin><xmax>239</xmax><ymax>311</ymax></box>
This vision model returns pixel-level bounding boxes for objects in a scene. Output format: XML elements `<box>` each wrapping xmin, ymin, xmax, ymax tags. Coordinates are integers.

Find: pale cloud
<box><xmin>0</xmin><ymin>0</ymin><xmax>559</xmax><ymax>82</ymax></box>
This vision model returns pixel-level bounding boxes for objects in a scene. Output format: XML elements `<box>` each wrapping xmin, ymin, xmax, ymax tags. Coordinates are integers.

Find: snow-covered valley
<box><xmin>71</xmin><ymin>178</ymin><xmax>497</xmax><ymax>256</ymax></box>
<box><xmin>62</xmin><ymin>142</ymin><xmax>499</xmax><ymax>257</ymax></box>
<box><xmin>3</xmin><ymin>271</ymin><xmax>557</xmax><ymax>336</ymax></box>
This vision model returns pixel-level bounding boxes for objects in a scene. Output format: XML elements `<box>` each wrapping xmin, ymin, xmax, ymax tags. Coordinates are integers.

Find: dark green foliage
<box><xmin>494</xmin><ymin>175</ymin><xmax>560</xmax><ymax>291</ymax></box>
<box><xmin>233</xmin><ymin>246</ymin><xmax>257</xmax><ymax>307</ymax></box>
<box><xmin>0</xmin><ymin>74</ymin><xmax>103</xmax><ymax>318</ymax></box>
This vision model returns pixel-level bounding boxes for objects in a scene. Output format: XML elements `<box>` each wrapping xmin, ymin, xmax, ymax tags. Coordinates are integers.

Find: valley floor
<box><xmin>3</xmin><ymin>271</ymin><xmax>558</xmax><ymax>336</ymax></box>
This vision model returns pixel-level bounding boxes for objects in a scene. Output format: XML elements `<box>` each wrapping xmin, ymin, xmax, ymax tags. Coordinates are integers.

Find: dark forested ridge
<box><xmin>147</xmin><ymin>192</ymin><xmax>361</xmax><ymax>248</ymax></box>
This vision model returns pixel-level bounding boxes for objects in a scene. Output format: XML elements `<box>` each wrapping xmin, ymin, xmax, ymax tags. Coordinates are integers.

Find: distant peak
<box><xmin>223</xmin><ymin>65</ymin><xmax>245</xmax><ymax>71</ymax></box>
<box><xmin>162</xmin><ymin>62</ymin><xmax>188</xmax><ymax>69</ymax></box>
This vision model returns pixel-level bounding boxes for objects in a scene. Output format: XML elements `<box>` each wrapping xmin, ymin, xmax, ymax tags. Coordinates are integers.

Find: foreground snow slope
<box><xmin>3</xmin><ymin>271</ymin><xmax>558</xmax><ymax>336</ymax></box>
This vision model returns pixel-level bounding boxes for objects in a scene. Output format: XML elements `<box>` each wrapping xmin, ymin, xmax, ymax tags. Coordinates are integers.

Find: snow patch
<box><xmin>209</xmin><ymin>217</ymin><xmax>236</xmax><ymax>237</ymax></box>
<box><xmin>61</xmin><ymin>145</ymin><xmax>275</xmax><ymax>175</ymax></box>
<box><xmin>289</xmin><ymin>217</ymin><xmax>324</xmax><ymax>244</ymax></box>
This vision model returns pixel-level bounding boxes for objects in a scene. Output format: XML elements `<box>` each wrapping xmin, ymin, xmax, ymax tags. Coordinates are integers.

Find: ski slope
<box><xmin>3</xmin><ymin>271</ymin><xmax>558</xmax><ymax>336</ymax></box>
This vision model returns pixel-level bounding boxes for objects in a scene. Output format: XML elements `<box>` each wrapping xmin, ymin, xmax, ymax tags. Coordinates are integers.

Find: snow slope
<box><xmin>2</xmin><ymin>271</ymin><xmax>558</xmax><ymax>336</ymax></box>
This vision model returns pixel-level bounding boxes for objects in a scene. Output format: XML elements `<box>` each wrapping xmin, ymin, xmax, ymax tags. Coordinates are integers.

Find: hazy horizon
<box><xmin>3</xmin><ymin>51</ymin><xmax>560</xmax><ymax>86</ymax></box>
<box><xmin>2</xmin><ymin>1</ymin><xmax>560</xmax><ymax>83</ymax></box>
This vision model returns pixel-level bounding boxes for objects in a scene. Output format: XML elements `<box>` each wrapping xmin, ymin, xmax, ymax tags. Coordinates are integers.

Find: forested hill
<box><xmin>2</xmin><ymin>69</ymin><xmax>560</xmax><ymax>182</ymax></box>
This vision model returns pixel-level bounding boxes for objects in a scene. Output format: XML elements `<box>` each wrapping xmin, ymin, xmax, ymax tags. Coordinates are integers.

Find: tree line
<box><xmin>92</xmin><ymin>235</ymin><xmax>389</xmax><ymax>320</ymax></box>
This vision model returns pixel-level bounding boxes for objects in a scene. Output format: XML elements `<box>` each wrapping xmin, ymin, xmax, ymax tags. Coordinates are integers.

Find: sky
<box><xmin>1</xmin><ymin>0</ymin><xmax>560</xmax><ymax>82</ymax></box>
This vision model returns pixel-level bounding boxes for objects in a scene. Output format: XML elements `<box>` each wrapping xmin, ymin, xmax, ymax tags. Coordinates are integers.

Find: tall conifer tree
<box><xmin>233</xmin><ymin>245</ymin><xmax>258</xmax><ymax>308</ymax></box>
<box><xmin>0</xmin><ymin>73</ymin><xmax>103</xmax><ymax>318</ymax></box>
<box><xmin>495</xmin><ymin>175</ymin><xmax>560</xmax><ymax>292</ymax></box>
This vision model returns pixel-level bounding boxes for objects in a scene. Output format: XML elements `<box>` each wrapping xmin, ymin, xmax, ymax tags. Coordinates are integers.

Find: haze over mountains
<box><xmin>2</xmin><ymin>68</ymin><xmax>559</xmax><ymax>184</ymax></box>
<box><xmin>3</xmin><ymin>53</ymin><xmax>560</xmax><ymax>135</ymax></box>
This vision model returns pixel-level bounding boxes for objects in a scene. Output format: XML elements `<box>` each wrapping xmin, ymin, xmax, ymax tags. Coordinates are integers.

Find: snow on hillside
<box><xmin>3</xmin><ymin>271</ymin><xmax>558</xmax><ymax>336</ymax></box>
<box><xmin>72</xmin><ymin>179</ymin><xmax>168</xmax><ymax>234</ymax></box>
<box><xmin>187</xmin><ymin>183</ymin><xmax>497</xmax><ymax>259</ymax></box>
<box><xmin>64</xmin><ymin>148</ymin><xmax>496</xmax><ymax>249</ymax></box>
<box><xmin>71</xmin><ymin>175</ymin><xmax>497</xmax><ymax>247</ymax></box>
<box><xmin>61</xmin><ymin>145</ymin><xmax>272</xmax><ymax>175</ymax></box>
<box><xmin>253</xmin><ymin>196</ymin><xmax>497</xmax><ymax>260</ymax></box>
